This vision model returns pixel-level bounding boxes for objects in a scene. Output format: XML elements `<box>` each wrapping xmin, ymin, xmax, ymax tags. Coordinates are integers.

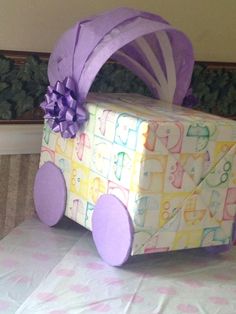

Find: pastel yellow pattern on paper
<box><xmin>70</xmin><ymin>162</ymin><xmax>90</xmax><ymax>200</ymax></box>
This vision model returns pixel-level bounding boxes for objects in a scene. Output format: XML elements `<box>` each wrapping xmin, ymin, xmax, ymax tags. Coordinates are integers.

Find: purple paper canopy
<box><xmin>48</xmin><ymin>7</ymin><xmax>194</xmax><ymax>105</ymax></box>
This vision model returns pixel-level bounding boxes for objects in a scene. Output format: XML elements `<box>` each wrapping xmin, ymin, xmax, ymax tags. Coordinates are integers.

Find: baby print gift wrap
<box><xmin>40</xmin><ymin>93</ymin><xmax>236</xmax><ymax>256</ymax></box>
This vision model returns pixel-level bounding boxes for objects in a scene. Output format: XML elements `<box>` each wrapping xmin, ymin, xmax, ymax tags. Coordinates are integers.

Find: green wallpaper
<box><xmin>0</xmin><ymin>54</ymin><xmax>236</xmax><ymax>120</ymax></box>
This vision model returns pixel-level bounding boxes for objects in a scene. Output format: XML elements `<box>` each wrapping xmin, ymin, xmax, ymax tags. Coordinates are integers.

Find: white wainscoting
<box><xmin>0</xmin><ymin>124</ymin><xmax>43</xmax><ymax>155</ymax></box>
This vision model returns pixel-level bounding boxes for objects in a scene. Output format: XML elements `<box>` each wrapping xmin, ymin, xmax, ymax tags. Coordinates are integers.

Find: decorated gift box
<box><xmin>34</xmin><ymin>8</ymin><xmax>236</xmax><ymax>266</ymax></box>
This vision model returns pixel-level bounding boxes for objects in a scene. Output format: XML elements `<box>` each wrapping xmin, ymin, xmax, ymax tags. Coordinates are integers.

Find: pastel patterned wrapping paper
<box><xmin>40</xmin><ymin>93</ymin><xmax>236</xmax><ymax>256</ymax></box>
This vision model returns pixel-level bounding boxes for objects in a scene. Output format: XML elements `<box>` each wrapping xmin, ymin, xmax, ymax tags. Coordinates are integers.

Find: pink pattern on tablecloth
<box><xmin>11</xmin><ymin>228</ymin><xmax>24</xmax><ymax>235</ymax></box>
<box><xmin>73</xmin><ymin>248</ymin><xmax>91</xmax><ymax>256</ymax></box>
<box><xmin>156</xmin><ymin>286</ymin><xmax>177</xmax><ymax>296</ymax></box>
<box><xmin>177</xmin><ymin>303</ymin><xmax>199</xmax><ymax>313</ymax></box>
<box><xmin>209</xmin><ymin>297</ymin><xmax>229</xmax><ymax>305</ymax></box>
<box><xmin>0</xmin><ymin>258</ymin><xmax>19</xmax><ymax>268</ymax></box>
<box><xmin>55</xmin><ymin>268</ymin><xmax>75</xmax><ymax>277</ymax></box>
<box><xmin>121</xmin><ymin>294</ymin><xmax>144</xmax><ymax>303</ymax></box>
<box><xmin>85</xmin><ymin>262</ymin><xmax>106</xmax><ymax>270</ymax></box>
<box><xmin>213</xmin><ymin>273</ymin><xmax>231</xmax><ymax>281</ymax></box>
<box><xmin>89</xmin><ymin>302</ymin><xmax>111</xmax><ymax>312</ymax></box>
<box><xmin>37</xmin><ymin>292</ymin><xmax>58</xmax><ymax>302</ymax></box>
<box><xmin>9</xmin><ymin>274</ymin><xmax>31</xmax><ymax>284</ymax></box>
<box><xmin>70</xmin><ymin>284</ymin><xmax>90</xmax><ymax>293</ymax></box>
<box><xmin>32</xmin><ymin>252</ymin><xmax>50</xmax><ymax>261</ymax></box>
<box><xmin>49</xmin><ymin>310</ymin><xmax>68</xmax><ymax>314</ymax></box>
<box><xmin>103</xmin><ymin>277</ymin><xmax>125</xmax><ymax>286</ymax></box>
<box><xmin>0</xmin><ymin>300</ymin><xmax>10</xmax><ymax>310</ymax></box>
<box><xmin>25</xmin><ymin>240</ymin><xmax>41</xmax><ymax>248</ymax></box>
<box><xmin>182</xmin><ymin>279</ymin><xmax>203</xmax><ymax>288</ymax></box>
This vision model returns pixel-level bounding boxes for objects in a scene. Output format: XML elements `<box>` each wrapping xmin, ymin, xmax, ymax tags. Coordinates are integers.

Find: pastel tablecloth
<box><xmin>0</xmin><ymin>216</ymin><xmax>236</xmax><ymax>314</ymax></box>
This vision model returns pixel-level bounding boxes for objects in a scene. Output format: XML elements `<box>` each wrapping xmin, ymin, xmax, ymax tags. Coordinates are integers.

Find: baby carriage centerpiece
<box><xmin>34</xmin><ymin>8</ymin><xmax>236</xmax><ymax>266</ymax></box>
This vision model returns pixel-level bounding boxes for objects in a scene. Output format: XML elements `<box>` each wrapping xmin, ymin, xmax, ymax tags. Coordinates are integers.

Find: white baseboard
<box><xmin>0</xmin><ymin>124</ymin><xmax>43</xmax><ymax>155</ymax></box>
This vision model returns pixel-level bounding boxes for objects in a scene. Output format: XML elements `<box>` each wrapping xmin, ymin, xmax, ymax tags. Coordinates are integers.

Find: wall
<box><xmin>0</xmin><ymin>0</ymin><xmax>235</xmax><ymax>62</ymax></box>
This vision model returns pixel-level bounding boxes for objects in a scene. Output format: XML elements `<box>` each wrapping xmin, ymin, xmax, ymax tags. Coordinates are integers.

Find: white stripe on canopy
<box><xmin>155</xmin><ymin>31</ymin><xmax>176</xmax><ymax>102</ymax></box>
<box><xmin>135</xmin><ymin>36</ymin><xmax>170</xmax><ymax>100</ymax></box>
<box><xmin>114</xmin><ymin>50</ymin><xmax>166</xmax><ymax>100</ymax></box>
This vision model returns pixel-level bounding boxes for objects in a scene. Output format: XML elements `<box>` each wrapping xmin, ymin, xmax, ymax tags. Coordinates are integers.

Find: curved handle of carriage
<box><xmin>48</xmin><ymin>8</ymin><xmax>194</xmax><ymax>106</ymax></box>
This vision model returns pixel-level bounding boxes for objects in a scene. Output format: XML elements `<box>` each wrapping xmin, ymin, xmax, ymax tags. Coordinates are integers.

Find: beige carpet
<box><xmin>0</xmin><ymin>154</ymin><xmax>40</xmax><ymax>239</ymax></box>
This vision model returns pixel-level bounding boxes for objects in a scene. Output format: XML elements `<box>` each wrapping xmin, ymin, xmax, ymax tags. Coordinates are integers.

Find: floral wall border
<box><xmin>0</xmin><ymin>50</ymin><xmax>236</xmax><ymax>122</ymax></box>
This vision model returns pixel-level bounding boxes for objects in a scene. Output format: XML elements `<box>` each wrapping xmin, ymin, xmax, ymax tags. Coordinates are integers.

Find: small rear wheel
<box><xmin>232</xmin><ymin>221</ymin><xmax>236</xmax><ymax>244</ymax></box>
<box><xmin>34</xmin><ymin>162</ymin><xmax>67</xmax><ymax>226</ymax></box>
<box><xmin>92</xmin><ymin>194</ymin><xmax>134</xmax><ymax>266</ymax></box>
<box><xmin>204</xmin><ymin>244</ymin><xmax>232</xmax><ymax>254</ymax></box>
<box><xmin>204</xmin><ymin>222</ymin><xmax>236</xmax><ymax>254</ymax></box>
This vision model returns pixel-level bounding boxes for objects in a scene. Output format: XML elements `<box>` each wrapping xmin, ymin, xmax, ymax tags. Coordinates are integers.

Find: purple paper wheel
<box><xmin>34</xmin><ymin>162</ymin><xmax>67</xmax><ymax>226</ymax></box>
<box><xmin>92</xmin><ymin>194</ymin><xmax>134</xmax><ymax>266</ymax></box>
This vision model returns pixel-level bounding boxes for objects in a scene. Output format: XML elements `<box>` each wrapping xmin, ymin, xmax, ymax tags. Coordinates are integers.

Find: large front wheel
<box><xmin>92</xmin><ymin>194</ymin><xmax>134</xmax><ymax>266</ymax></box>
<box><xmin>34</xmin><ymin>162</ymin><xmax>67</xmax><ymax>226</ymax></box>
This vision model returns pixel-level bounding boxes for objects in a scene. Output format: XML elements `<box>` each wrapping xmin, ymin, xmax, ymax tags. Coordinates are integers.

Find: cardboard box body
<box><xmin>40</xmin><ymin>93</ymin><xmax>236</xmax><ymax>255</ymax></box>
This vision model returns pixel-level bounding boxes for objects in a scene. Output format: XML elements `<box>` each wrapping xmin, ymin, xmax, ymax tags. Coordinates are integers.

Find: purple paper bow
<box><xmin>40</xmin><ymin>77</ymin><xmax>87</xmax><ymax>138</ymax></box>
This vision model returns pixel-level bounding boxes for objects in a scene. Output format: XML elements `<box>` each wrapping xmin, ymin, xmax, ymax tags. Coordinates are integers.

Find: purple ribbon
<box><xmin>40</xmin><ymin>77</ymin><xmax>87</xmax><ymax>138</ymax></box>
